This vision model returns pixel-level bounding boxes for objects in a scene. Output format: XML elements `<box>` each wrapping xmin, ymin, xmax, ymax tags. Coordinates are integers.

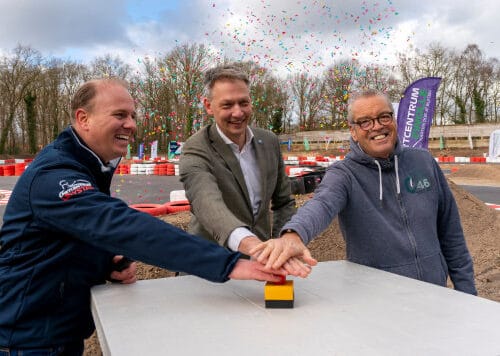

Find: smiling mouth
<box><xmin>372</xmin><ymin>133</ymin><xmax>389</xmax><ymax>141</ymax></box>
<box><xmin>116</xmin><ymin>134</ymin><xmax>130</xmax><ymax>142</ymax></box>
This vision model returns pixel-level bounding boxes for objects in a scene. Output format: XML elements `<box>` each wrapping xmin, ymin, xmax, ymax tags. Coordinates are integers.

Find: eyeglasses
<box><xmin>351</xmin><ymin>112</ymin><xmax>394</xmax><ymax>131</ymax></box>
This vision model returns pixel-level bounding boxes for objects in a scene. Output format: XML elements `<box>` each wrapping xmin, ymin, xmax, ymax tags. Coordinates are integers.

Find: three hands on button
<box><xmin>107</xmin><ymin>230</ymin><xmax>318</xmax><ymax>285</ymax></box>
<box><xmin>249</xmin><ymin>230</ymin><xmax>318</xmax><ymax>280</ymax></box>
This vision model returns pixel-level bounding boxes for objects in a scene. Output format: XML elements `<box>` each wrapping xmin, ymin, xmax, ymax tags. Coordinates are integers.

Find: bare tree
<box><xmin>289</xmin><ymin>72</ymin><xmax>324</xmax><ymax>130</ymax></box>
<box><xmin>0</xmin><ymin>45</ymin><xmax>42</xmax><ymax>153</ymax></box>
<box><xmin>89</xmin><ymin>54</ymin><xmax>131</xmax><ymax>80</ymax></box>
<box><xmin>131</xmin><ymin>56</ymin><xmax>175</xmax><ymax>153</ymax></box>
<box><xmin>234</xmin><ymin>61</ymin><xmax>290</xmax><ymax>131</ymax></box>
<box><xmin>162</xmin><ymin>43</ymin><xmax>212</xmax><ymax>141</ymax></box>
<box><xmin>397</xmin><ymin>43</ymin><xmax>456</xmax><ymax>125</ymax></box>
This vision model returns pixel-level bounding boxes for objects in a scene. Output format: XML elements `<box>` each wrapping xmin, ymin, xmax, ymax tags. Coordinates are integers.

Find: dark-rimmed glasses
<box><xmin>351</xmin><ymin>112</ymin><xmax>394</xmax><ymax>131</ymax></box>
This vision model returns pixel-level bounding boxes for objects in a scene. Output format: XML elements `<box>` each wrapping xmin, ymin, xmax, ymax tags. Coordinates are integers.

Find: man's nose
<box><xmin>124</xmin><ymin>115</ymin><xmax>137</xmax><ymax>130</ymax></box>
<box><xmin>231</xmin><ymin>105</ymin><xmax>244</xmax><ymax>117</ymax></box>
<box><xmin>372</xmin><ymin>118</ymin><xmax>384</xmax><ymax>130</ymax></box>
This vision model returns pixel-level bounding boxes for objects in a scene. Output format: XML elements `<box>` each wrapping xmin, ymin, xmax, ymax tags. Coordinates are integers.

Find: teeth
<box><xmin>116</xmin><ymin>135</ymin><xmax>129</xmax><ymax>140</ymax></box>
<box><xmin>373</xmin><ymin>134</ymin><xmax>386</xmax><ymax>140</ymax></box>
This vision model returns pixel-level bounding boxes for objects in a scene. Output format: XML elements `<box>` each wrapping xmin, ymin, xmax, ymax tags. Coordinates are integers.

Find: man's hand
<box><xmin>228</xmin><ymin>259</ymin><xmax>286</xmax><ymax>282</ymax></box>
<box><xmin>109</xmin><ymin>255</ymin><xmax>137</xmax><ymax>284</ymax></box>
<box><xmin>249</xmin><ymin>232</ymin><xmax>318</xmax><ymax>271</ymax></box>
<box><xmin>237</xmin><ymin>235</ymin><xmax>262</xmax><ymax>256</ymax></box>
<box><xmin>240</xmin><ymin>235</ymin><xmax>313</xmax><ymax>277</ymax></box>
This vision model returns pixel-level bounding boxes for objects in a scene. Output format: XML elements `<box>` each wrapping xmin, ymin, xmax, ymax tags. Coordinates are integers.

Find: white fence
<box><xmin>279</xmin><ymin>123</ymin><xmax>500</xmax><ymax>143</ymax></box>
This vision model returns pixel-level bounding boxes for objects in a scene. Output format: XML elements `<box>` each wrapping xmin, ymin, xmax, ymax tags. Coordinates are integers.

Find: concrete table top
<box><xmin>91</xmin><ymin>260</ymin><xmax>500</xmax><ymax>356</ymax></box>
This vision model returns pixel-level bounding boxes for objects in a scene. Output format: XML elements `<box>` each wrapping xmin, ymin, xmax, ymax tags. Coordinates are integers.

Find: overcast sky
<box><xmin>0</xmin><ymin>0</ymin><xmax>498</xmax><ymax>76</ymax></box>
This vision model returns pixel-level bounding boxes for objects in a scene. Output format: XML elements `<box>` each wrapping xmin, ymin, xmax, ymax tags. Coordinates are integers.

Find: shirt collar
<box><xmin>215</xmin><ymin>124</ymin><xmax>254</xmax><ymax>149</ymax></box>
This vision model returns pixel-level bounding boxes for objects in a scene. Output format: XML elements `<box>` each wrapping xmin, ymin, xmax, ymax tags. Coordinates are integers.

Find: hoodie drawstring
<box><xmin>394</xmin><ymin>155</ymin><xmax>401</xmax><ymax>195</ymax></box>
<box><xmin>374</xmin><ymin>160</ymin><xmax>383</xmax><ymax>201</ymax></box>
<box><xmin>374</xmin><ymin>155</ymin><xmax>401</xmax><ymax>201</ymax></box>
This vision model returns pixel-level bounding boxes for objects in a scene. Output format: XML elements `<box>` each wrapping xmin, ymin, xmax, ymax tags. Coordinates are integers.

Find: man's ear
<box><xmin>74</xmin><ymin>108</ymin><xmax>90</xmax><ymax>130</ymax></box>
<box><xmin>203</xmin><ymin>97</ymin><xmax>213</xmax><ymax>116</ymax></box>
<box><xmin>349</xmin><ymin>124</ymin><xmax>358</xmax><ymax>142</ymax></box>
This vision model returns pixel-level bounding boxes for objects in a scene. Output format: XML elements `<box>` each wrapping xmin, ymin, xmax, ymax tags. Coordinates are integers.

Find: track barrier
<box><xmin>130</xmin><ymin>199</ymin><xmax>190</xmax><ymax>216</ymax></box>
<box><xmin>1</xmin><ymin>155</ymin><xmax>499</xmax><ymax>178</ymax></box>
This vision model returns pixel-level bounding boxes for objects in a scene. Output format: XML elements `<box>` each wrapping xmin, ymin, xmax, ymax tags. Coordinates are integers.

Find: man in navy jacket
<box><xmin>0</xmin><ymin>78</ymin><xmax>288</xmax><ymax>355</ymax></box>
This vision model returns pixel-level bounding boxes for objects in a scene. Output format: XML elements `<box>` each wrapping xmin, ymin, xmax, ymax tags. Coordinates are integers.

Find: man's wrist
<box><xmin>238</xmin><ymin>235</ymin><xmax>261</xmax><ymax>255</ymax></box>
<box><xmin>281</xmin><ymin>228</ymin><xmax>296</xmax><ymax>236</ymax></box>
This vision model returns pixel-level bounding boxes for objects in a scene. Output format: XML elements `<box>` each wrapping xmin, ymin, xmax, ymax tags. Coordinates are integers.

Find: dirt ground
<box><xmin>84</xmin><ymin>147</ymin><xmax>499</xmax><ymax>355</ymax></box>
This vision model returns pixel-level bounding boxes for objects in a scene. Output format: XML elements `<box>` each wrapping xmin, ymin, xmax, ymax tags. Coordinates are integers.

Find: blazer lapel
<box><xmin>208</xmin><ymin>124</ymin><xmax>252</xmax><ymax>206</ymax></box>
<box><xmin>252</xmin><ymin>131</ymin><xmax>268</xmax><ymax>218</ymax></box>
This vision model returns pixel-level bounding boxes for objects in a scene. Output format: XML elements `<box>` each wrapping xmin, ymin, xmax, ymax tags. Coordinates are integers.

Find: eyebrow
<box><xmin>355</xmin><ymin>111</ymin><xmax>392</xmax><ymax>121</ymax></box>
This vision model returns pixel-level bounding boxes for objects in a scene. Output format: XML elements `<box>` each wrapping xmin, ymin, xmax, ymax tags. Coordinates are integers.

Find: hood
<box><xmin>346</xmin><ymin>137</ymin><xmax>402</xmax><ymax>201</ymax></box>
<box><xmin>347</xmin><ymin>136</ymin><xmax>402</xmax><ymax>171</ymax></box>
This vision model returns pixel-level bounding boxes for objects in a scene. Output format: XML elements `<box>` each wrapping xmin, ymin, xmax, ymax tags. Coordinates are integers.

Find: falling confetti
<box><xmin>201</xmin><ymin>1</ymin><xmax>400</xmax><ymax>76</ymax></box>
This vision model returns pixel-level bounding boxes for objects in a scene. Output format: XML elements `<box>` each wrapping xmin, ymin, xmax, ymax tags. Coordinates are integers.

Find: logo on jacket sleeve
<box><xmin>58</xmin><ymin>179</ymin><xmax>94</xmax><ymax>201</ymax></box>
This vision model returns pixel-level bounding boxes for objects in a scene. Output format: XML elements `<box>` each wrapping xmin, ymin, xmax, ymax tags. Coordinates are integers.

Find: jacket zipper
<box><xmin>393</xmin><ymin>173</ymin><xmax>423</xmax><ymax>279</ymax></box>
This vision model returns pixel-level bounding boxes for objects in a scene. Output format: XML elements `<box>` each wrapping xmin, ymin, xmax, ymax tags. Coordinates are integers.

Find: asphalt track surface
<box><xmin>1</xmin><ymin>175</ymin><xmax>499</xmax><ymax>225</ymax></box>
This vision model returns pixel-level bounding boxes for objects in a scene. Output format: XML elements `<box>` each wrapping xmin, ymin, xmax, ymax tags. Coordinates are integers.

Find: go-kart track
<box><xmin>2</xmin><ymin>153</ymin><xmax>500</xmax><ymax>215</ymax></box>
<box><xmin>1</xmin><ymin>158</ymin><xmax>500</xmax><ymax>222</ymax></box>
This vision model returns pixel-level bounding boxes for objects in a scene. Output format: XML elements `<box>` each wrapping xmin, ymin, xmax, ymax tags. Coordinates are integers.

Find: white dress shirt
<box><xmin>216</xmin><ymin>124</ymin><xmax>262</xmax><ymax>251</ymax></box>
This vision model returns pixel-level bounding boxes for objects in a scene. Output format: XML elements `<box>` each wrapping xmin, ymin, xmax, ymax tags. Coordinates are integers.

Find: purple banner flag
<box><xmin>397</xmin><ymin>77</ymin><xmax>441</xmax><ymax>149</ymax></box>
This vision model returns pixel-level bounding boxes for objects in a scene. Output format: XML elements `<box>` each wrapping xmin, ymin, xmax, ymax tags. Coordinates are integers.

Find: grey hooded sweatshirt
<box><xmin>282</xmin><ymin>138</ymin><xmax>476</xmax><ymax>295</ymax></box>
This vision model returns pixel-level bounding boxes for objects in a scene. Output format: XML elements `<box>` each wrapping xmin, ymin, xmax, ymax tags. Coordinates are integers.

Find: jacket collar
<box><xmin>69</xmin><ymin>126</ymin><xmax>120</xmax><ymax>172</ymax></box>
<box><xmin>56</xmin><ymin>126</ymin><xmax>120</xmax><ymax>176</ymax></box>
<box><xmin>347</xmin><ymin>136</ymin><xmax>402</xmax><ymax>171</ymax></box>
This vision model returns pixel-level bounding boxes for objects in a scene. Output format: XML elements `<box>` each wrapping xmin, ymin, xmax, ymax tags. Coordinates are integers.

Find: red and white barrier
<box><xmin>1</xmin><ymin>155</ymin><xmax>498</xmax><ymax>178</ymax></box>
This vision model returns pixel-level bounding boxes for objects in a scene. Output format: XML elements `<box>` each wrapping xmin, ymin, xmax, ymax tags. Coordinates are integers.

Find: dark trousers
<box><xmin>0</xmin><ymin>341</ymin><xmax>84</xmax><ymax>356</ymax></box>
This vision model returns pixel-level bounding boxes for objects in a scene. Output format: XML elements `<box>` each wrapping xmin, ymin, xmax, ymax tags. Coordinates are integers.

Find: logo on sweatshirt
<box><xmin>404</xmin><ymin>175</ymin><xmax>431</xmax><ymax>193</ymax></box>
<box><xmin>58</xmin><ymin>179</ymin><xmax>94</xmax><ymax>201</ymax></box>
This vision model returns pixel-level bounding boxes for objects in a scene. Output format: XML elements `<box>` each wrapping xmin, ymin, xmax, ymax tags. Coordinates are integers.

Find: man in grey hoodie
<box><xmin>251</xmin><ymin>89</ymin><xmax>477</xmax><ymax>295</ymax></box>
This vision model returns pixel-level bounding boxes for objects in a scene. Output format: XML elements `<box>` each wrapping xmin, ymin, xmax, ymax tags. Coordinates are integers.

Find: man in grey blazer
<box><xmin>179</xmin><ymin>64</ymin><xmax>316</xmax><ymax>276</ymax></box>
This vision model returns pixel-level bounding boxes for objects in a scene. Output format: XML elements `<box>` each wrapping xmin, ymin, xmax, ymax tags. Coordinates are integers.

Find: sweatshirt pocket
<box><xmin>419</xmin><ymin>252</ymin><xmax>448</xmax><ymax>287</ymax></box>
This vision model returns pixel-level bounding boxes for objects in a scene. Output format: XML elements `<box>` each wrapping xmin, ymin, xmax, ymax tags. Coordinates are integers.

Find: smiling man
<box><xmin>0</xmin><ymin>78</ymin><xmax>288</xmax><ymax>355</ymax></box>
<box><xmin>179</xmin><ymin>64</ymin><xmax>316</xmax><ymax>276</ymax></box>
<box><xmin>251</xmin><ymin>89</ymin><xmax>477</xmax><ymax>295</ymax></box>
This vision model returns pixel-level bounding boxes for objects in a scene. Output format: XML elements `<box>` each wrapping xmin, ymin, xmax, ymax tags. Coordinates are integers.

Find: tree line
<box><xmin>0</xmin><ymin>42</ymin><xmax>498</xmax><ymax>155</ymax></box>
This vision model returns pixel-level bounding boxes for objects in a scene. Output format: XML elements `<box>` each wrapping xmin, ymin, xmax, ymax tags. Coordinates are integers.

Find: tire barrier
<box><xmin>118</xmin><ymin>163</ymin><xmax>179</xmax><ymax>176</ymax></box>
<box><xmin>1</xmin><ymin>165</ymin><xmax>14</xmax><ymax>176</ymax></box>
<box><xmin>14</xmin><ymin>163</ymin><xmax>25</xmax><ymax>176</ymax></box>
<box><xmin>0</xmin><ymin>159</ymin><xmax>33</xmax><ymax>177</ymax></box>
<box><xmin>2</xmin><ymin>156</ymin><xmax>498</xmax><ymax>178</ymax></box>
<box><xmin>129</xmin><ymin>203</ymin><xmax>169</xmax><ymax>216</ymax></box>
<box><xmin>164</xmin><ymin>200</ymin><xmax>191</xmax><ymax>213</ymax></box>
<box><xmin>283</xmin><ymin>155</ymin><xmax>344</xmax><ymax>167</ymax></box>
<box><xmin>436</xmin><ymin>156</ymin><xmax>494</xmax><ymax>163</ymax></box>
<box><xmin>130</xmin><ymin>200</ymin><xmax>191</xmax><ymax>216</ymax></box>
<box><xmin>0</xmin><ymin>163</ymin><xmax>25</xmax><ymax>176</ymax></box>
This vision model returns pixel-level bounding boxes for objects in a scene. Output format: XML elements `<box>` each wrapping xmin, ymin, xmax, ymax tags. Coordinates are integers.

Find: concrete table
<box><xmin>91</xmin><ymin>261</ymin><xmax>500</xmax><ymax>355</ymax></box>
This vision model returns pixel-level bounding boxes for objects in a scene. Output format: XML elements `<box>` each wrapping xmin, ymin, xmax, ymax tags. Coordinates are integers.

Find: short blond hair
<box><xmin>204</xmin><ymin>64</ymin><xmax>249</xmax><ymax>99</ymax></box>
<box><xmin>70</xmin><ymin>78</ymin><xmax>129</xmax><ymax>122</ymax></box>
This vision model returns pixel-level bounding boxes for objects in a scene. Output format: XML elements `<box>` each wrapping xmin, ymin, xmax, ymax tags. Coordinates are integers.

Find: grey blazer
<box><xmin>179</xmin><ymin>124</ymin><xmax>296</xmax><ymax>247</ymax></box>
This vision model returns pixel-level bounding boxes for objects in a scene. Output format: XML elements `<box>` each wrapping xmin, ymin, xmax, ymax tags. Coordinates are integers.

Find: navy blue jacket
<box><xmin>0</xmin><ymin>127</ymin><xmax>240</xmax><ymax>348</ymax></box>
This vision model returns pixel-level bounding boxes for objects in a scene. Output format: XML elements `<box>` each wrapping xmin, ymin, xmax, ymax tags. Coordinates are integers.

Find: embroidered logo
<box><xmin>58</xmin><ymin>179</ymin><xmax>94</xmax><ymax>201</ymax></box>
<box><xmin>404</xmin><ymin>175</ymin><xmax>431</xmax><ymax>193</ymax></box>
